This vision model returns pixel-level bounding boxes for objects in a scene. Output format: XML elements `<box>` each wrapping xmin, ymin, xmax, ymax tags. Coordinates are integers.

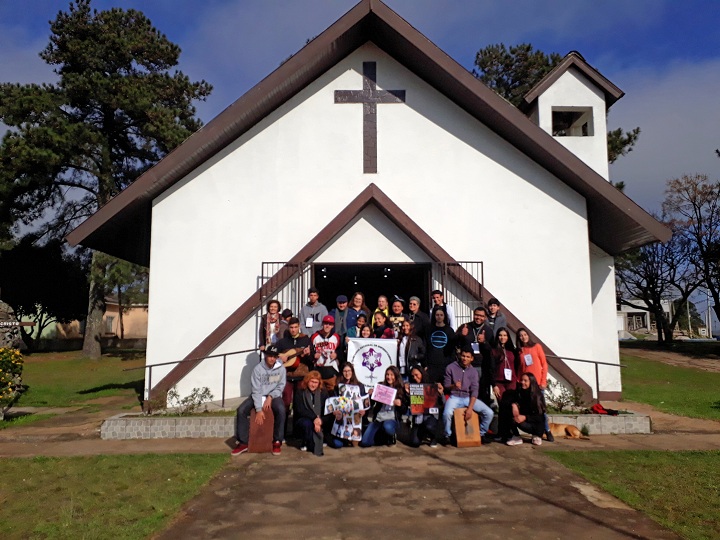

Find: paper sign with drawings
<box><xmin>326</xmin><ymin>384</ymin><xmax>369</xmax><ymax>441</ymax></box>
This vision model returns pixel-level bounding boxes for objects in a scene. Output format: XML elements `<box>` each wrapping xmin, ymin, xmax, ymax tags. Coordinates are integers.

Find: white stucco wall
<box><xmin>588</xmin><ymin>244</ymin><xmax>621</xmax><ymax>396</ymax></box>
<box><xmin>536</xmin><ymin>68</ymin><xmax>609</xmax><ymax>180</ymax></box>
<box><xmin>148</xmin><ymin>43</ymin><xmax>611</xmax><ymax>399</ymax></box>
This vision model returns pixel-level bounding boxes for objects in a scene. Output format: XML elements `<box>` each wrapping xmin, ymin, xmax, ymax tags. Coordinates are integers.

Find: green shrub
<box><xmin>0</xmin><ymin>347</ymin><xmax>25</xmax><ymax>420</ymax></box>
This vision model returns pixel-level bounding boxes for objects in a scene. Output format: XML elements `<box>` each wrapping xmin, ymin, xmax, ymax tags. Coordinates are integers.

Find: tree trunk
<box><xmin>82</xmin><ymin>252</ymin><xmax>106</xmax><ymax>358</ymax></box>
<box><xmin>117</xmin><ymin>284</ymin><xmax>125</xmax><ymax>340</ymax></box>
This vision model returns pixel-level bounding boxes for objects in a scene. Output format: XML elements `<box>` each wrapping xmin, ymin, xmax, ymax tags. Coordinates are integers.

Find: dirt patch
<box><xmin>622</xmin><ymin>348</ymin><xmax>720</xmax><ymax>373</ymax></box>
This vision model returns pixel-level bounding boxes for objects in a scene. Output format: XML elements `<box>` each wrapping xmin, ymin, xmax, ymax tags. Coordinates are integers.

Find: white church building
<box><xmin>68</xmin><ymin>0</ymin><xmax>669</xmax><ymax>404</ymax></box>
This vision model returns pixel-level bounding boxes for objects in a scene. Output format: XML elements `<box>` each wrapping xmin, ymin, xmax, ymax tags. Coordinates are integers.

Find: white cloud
<box><xmin>609</xmin><ymin>58</ymin><xmax>720</xmax><ymax>212</ymax></box>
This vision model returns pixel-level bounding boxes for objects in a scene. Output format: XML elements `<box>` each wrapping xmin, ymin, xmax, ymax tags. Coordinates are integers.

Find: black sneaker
<box><xmin>545</xmin><ymin>431</ymin><xmax>555</xmax><ymax>443</ymax></box>
<box><xmin>481</xmin><ymin>435</ymin><xmax>493</xmax><ymax>445</ymax></box>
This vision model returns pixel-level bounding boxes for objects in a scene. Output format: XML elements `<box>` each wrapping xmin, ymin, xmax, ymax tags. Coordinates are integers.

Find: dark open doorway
<box><xmin>313</xmin><ymin>263</ymin><xmax>430</xmax><ymax>311</ymax></box>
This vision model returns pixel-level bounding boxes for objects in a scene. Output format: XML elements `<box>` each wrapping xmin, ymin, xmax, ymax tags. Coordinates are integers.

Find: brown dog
<box><xmin>548</xmin><ymin>423</ymin><xmax>590</xmax><ymax>440</ymax></box>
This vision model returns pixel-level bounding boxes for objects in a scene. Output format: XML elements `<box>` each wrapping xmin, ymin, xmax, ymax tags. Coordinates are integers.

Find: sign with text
<box><xmin>370</xmin><ymin>384</ymin><xmax>397</xmax><ymax>406</ymax></box>
<box><xmin>408</xmin><ymin>384</ymin><xmax>440</xmax><ymax>415</ymax></box>
<box><xmin>347</xmin><ymin>337</ymin><xmax>397</xmax><ymax>387</ymax></box>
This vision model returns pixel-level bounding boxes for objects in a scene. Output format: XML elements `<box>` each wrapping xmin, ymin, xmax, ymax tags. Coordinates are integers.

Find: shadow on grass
<box><xmin>620</xmin><ymin>340</ymin><xmax>720</xmax><ymax>359</ymax></box>
<box><xmin>712</xmin><ymin>401</ymin><xmax>720</xmax><ymax>411</ymax></box>
<box><xmin>78</xmin><ymin>379</ymin><xmax>144</xmax><ymax>404</ymax></box>
<box><xmin>103</xmin><ymin>350</ymin><xmax>146</xmax><ymax>361</ymax></box>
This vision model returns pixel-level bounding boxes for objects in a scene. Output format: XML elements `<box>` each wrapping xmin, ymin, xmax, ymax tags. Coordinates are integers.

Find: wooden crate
<box><xmin>453</xmin><ymin>407</ymin><xmax>481</xmax><ymax>447</ymax></box>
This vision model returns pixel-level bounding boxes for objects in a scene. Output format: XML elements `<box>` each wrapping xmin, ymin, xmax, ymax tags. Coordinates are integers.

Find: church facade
<box><xmin>68</xmin><ymin>0</ymin><xmax>669</xmax><ymax>404</ymax></box>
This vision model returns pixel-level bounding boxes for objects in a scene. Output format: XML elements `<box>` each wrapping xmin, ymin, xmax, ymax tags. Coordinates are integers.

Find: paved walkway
<box><xmin>153</xmin><ymin>442</ymin><xmax>679</xmax><ymax>540</ymax></box>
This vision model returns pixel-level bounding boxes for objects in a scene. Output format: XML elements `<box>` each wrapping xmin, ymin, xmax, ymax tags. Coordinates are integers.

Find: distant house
<box><xmin>55</xmin><ymin>296</ymin><xmax>148</xmax><ymax>340</ymax></box>
<box><xmin>616</xmin><ymin>299</ymin><xmax>674</xmax><ymax>335</ymax></box>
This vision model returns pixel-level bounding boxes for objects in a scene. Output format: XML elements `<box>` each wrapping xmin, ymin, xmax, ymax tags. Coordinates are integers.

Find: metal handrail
<box><xmin>125</xmin><ymin>347</ymin><xmax>259</xmax><ymax>410</ymax></box>
<box><xmin>546</xmin><ymin>354</ymin><xmax>626</xmax><ymax>403</ymax></box>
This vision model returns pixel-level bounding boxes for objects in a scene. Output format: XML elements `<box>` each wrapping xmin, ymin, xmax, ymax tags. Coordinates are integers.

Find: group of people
<box><xmin>232</xmin><ymin>288</ymin><xmax>552</xmax><ymax>456</ymax></box>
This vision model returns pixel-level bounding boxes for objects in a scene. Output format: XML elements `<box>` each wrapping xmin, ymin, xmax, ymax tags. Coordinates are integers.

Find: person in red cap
<box><xmin>311</xmin><ymin>315</ymin><xmax>341</xmax><ymax>392</ymax></box>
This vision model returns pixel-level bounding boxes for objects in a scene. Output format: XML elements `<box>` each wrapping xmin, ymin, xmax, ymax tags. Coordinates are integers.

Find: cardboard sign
<box><xmin>409</xmin><ymin>384</ymin><xmax>440</xmax><ymax>415</ymax></box>
<box><xmin>371</xmin><ymin>384</ymin><xmax>397</xmax><ymax>406</ymax></box>
<box><xmin>347</xmin><ymin>338</ymin><xmax>397</xmax><ymax>386</ymax></box>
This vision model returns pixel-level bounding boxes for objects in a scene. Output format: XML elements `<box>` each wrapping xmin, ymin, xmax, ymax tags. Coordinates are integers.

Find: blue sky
<box><xmin>1</xmin><ymin>0</ymin><xmax>719</xmax><ymax>212</ymax></box>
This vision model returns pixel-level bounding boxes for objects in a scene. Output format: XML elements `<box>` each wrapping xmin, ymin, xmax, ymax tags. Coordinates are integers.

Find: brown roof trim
<box><xmin>522</xmin><ymin>51</ymin><xmax>625</xmax><ymax>110</ymax></box>
<box><xmin>150</xmin><ymin>183</ymin><xmax>592</xmax><ymax>400</ymax></box>
<box><xmin>67</xmin><ymin>0</ymin><xmax>669</xmax><ymax>265</ymax></box>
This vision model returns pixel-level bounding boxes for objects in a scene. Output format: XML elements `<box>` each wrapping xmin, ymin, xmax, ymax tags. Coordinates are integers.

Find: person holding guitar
<box><xmin>276</xmin><ymin>317</ymin><xmax>312</xmax><ymax>416</ymax></box>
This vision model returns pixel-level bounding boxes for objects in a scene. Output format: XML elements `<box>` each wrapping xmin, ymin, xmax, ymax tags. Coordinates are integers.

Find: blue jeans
<box><xmin>443</xmin><ymin>395</ymin><xmax>493</xmax><ymax>437</ymax></box>
<box><xmin>360</xmin><ymin>420</ymin><xmax>397</xmax><ymax>447</ymax></box>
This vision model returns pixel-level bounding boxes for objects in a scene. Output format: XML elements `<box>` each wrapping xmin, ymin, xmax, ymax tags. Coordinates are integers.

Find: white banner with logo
<box><xmin>347</xmin><ymin>338</ymin><xmax>397</xmax><ymax>387</ymax></box>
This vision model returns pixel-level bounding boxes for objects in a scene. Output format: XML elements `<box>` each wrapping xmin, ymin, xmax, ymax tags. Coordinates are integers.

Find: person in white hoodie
<box><xmin>232</xmin><ymin>345</ymin><xmax>287</xmax><ymax>456</ymax></box>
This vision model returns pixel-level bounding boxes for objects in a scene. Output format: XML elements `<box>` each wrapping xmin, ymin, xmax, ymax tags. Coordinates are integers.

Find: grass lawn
<box><xmin>620</xmin><ymin>340</ymin><xmax>720</xmax><ymax>359</ymax></box>
<box><xmin>548</xmin><ymin>450</ymin><xmax>720</xmax><ymax>540</ymax></box>
<box><xmin>0</xmin><ymin>413</ymin><xmax>55</xmax><ymax>430</ymax></box>
<box><xmin>620</xmin><ymin>354</ymin><xmax>720</xmax><ymax>421</ymax></box>
<box><xmin>0</xmin><ymin>454</ymin><xmax>228</xmax><ymax>540</ymax></box>
<box><xmin>17</xmin><ymin>350</ymin><xmax>145</xmax><ymax>408</ymax></box>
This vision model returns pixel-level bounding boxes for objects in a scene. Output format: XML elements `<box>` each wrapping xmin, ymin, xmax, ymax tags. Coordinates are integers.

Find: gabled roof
<box><xmin>522</xmin><ymin>51</ymin><xmax>625</xmax><ymax>110</ymax></box>
<box><xmin>66</xmin><ymin>0</ymin><xmax>669</xmax><ymax>264</ymax></box>
<box><xmin>149</xmin><ymin>183</ymin><xmax>592</xmax><ymax>400</ymax></box>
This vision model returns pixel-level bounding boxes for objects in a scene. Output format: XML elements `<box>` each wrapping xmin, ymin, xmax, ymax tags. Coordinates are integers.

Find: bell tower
<box><xmin>521</xmin><ymin>52</ymin><xmax>624</xmax><ymax>180</ymax></box>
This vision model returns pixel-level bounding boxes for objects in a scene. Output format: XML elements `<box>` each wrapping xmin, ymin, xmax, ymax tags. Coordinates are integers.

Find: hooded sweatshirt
<box><xmin>251</xmin><ymin>358</ymin><xmax>287</xmax><ymax>411</ymax></box>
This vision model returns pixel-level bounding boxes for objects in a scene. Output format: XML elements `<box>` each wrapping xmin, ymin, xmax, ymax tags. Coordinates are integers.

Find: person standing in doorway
<box><xmin>346</xmin><ymin>292</ymin><xmax>370</xmax><ymax>331</ymax></box>
<box><xmin>371</xmin><ymin>295</ymin><xmax>390</xmax><ymax>328</ymax></box>
<box><xmin>429</xmin><ymin>289</ymin><xmax>456</xmax><ymax>331</ymax></box>
<box><xmin>388</xmin><ymin>296</ymin><xmax>407</xmax><ymax>338</ymax></box>
<box><xmin>300</xmin><ymin>287</ymin><xmax>328</xmax><ymax>336</ymax></box>
<box><xmin>407</xmin><ymin>296</ymin><xmax>431</xmax><ymax>346</ymax></box>
<box><xmin>329</xmin><ymin>295</ymin><xmax>350</xmax><ymax>362</ymax></box>
<box><xmin>486</xmin><ymin>298</ymin><xmax>507</xmax><ymax>340</ymax></box>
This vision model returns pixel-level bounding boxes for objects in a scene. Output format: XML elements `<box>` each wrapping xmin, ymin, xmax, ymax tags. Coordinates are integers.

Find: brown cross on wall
<box><xmin>335</xmin><ymin>62</ymin><xmax>406</xmax><ymax>174</ymax></box>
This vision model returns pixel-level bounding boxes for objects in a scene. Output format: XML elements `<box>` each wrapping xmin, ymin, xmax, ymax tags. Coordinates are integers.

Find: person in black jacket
<box><xmin>425</xmin><ymin>309</ymin><xmax>456</xmax><ymax>384</ymax></box>
<box><xmin>507</xmin><ymin>372</ymin><xmax>546</xmax><ymax>447</ymax></box>
<box><xmin>455</xmin><ymin>307</ymin><xmax>494</xmax><ymax>406</ymax></box>
<box><xmin>397</xmin><ymin>320</ymin><xmax>425</xmax><ymax>377</ymax></box>
<box><xmin>403</xmin><ymin>365</ymin><xmax>443</xmax><ymax>447</ymax></box>
<box><xmin>407</xmin><ymin>296</ymin><xmax>431</xmax><ymax>346</ymax></box>
<box><xmin>293</xmin><ymin>370</ymin><xmax>332</xmax><ymax>456</ymax></box>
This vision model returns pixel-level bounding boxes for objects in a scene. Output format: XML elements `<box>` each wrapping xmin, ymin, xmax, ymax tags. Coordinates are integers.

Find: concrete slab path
<box><xmin>153</xmin><ymin>443</ymin><xmax>679</xmax><ymax>540</ymax></box>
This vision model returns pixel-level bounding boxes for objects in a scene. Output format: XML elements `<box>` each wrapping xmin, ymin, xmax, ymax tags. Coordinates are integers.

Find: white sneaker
<box><xmin>506</xmin><ymin>436</ymin><xmax>523</xmax><ymax>446</ymax></box>
<box><xmin>532</xmin><ymin>436</ymin><xmax>542</xmax><ymax>446</ymax></box>
<box><xmin>300</xmin><ymin>446</ymin><xmax>307</xmax><ymax>452</ymax></box>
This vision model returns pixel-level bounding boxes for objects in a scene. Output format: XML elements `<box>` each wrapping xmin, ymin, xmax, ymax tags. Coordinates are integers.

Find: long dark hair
<box><xmin>383</xmin><ymin>366</ymin><xmax>404</xmax><ymax>391</ymax></box>
<box><xmin>494</xmin><ymin>327</ymin><xmax>514</xmax><ymax>350</ymax></box>
<box><xmin>521</xmin><ymin>372</ymin><xmax>545</xmax><ymax>414</ymax></box>
<box><xmin>516</xmin><ymin>327</ymin><xmax>536</xmax><ymax>349</ymax></box>
<box><xmin>339</xmin><ymin>362</ymin><xmax>360</xmax><ymax>385</ymax></box>
<box><xmin>409</xmin><ymin>364</ymin><xmax>430</xmax><ymax>384</ymax></box>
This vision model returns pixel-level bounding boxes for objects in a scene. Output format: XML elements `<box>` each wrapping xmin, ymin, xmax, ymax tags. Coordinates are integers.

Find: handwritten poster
<box><xmin>371</xmin><ymin>384</ymin><xmax>397</xmax><ymax>406</ymax></box>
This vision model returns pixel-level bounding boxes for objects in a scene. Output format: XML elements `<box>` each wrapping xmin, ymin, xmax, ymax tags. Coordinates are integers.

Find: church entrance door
<box><xmin>312</xmin><ymin>263</ymin><xmax>430</xmax><ymax>311</ymax></box>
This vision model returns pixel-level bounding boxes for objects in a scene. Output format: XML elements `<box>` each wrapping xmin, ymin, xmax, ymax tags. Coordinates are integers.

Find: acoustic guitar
<box><xmin>279</xmin><ymin>347</ymin><xmax>307</xmax><ymax>370</ymax></box>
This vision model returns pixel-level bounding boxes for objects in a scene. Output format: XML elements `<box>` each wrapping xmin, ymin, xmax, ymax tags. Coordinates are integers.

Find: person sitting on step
<box><xmin>232</xmin><ymin>345</ymin><xmax>286</xmax><ymax>456</ymax></box>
